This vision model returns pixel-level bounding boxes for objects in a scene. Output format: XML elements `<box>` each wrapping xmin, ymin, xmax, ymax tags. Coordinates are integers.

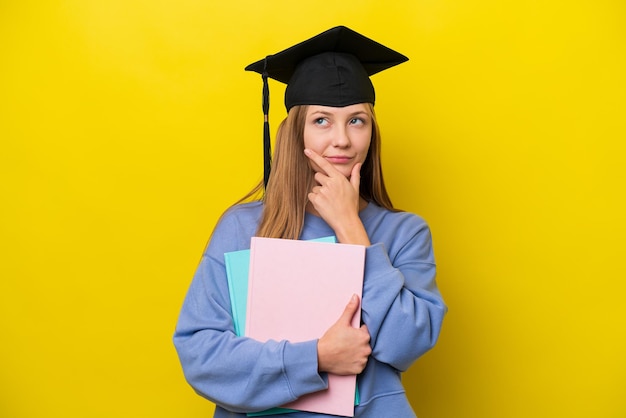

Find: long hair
<box><xmin>240</xmin><ymin>103</ymin><xmax>397</xmax><ymax>240</ymax></box>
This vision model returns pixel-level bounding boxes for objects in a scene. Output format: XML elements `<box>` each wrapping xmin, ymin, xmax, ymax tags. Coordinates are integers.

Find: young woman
<box><xmin>174</xmin><ymin>26</ymin><xmax>447</xmax><ymax>417</ymax></box>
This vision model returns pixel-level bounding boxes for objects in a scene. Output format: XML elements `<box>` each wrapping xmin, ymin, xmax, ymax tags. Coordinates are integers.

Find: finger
<box><xmin>359</xmin><ymin>324</ymin><xmax>371</xmax><ymax>340</ymax></box>
<box><xmin>304</xmin><ymin>148</ymin><xmax>342</xmax><ymax>177</ymax></box>
<box><xmin>313</xmin><ymin>171</ymin><xmax>330</xmax><ymax>186</ymax></box>
<box><xmin>338</xmin><ymin>294</ymin><xmax>360</xmax><ymax>325</ymax></box>
<box><xmin>350</xmin><ymin>162</ymin><xmax>362</xmax><ymax>191</ymax></box>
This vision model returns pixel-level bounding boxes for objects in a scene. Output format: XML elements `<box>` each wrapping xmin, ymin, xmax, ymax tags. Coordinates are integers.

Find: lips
<box><xmin>324</xmin><ymin>156</ymin><xmax>353</xmax><ymax>164</ymax></box>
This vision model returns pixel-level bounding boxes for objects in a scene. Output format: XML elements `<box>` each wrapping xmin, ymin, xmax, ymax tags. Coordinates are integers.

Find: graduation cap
<box><xmin>245</xmin><ymin>26</ymin><xmax>408</xmax><ymax>187</ymax></box>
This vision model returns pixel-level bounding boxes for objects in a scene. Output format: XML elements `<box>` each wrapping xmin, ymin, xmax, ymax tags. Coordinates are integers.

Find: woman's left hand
<box><xmin>304</xmin><ymin>148</ymin><xmax>371</xmax><ymax>246</ymax></box>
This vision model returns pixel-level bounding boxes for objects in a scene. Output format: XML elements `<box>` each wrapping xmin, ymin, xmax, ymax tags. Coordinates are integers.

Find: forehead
<box><xmin>306</xmin><ymin>103</ymin><xmax>370</xmax><ymax>116</ymax></box>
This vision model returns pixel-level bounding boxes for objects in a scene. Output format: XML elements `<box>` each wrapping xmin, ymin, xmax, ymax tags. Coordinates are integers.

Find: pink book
<box><xmin>245</xmin><ymin>237</ymin><xmax>366</xmax><ymax>417</ymax></box>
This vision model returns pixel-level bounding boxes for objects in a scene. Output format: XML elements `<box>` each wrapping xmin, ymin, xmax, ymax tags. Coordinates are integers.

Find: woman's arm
<box><xmin>173</xmin><ymin>215</ymin><xmax>328</xmax><ymax>413</ymax></box>
<box><xmin>361</xmin><ymin>218</ymin><xmax>447</xmax><ymax>371</ymax></box>
<box><xmin>304</xmin><ymin>148</ymin><xmax>446</xmax><ymax>371</ymax></box>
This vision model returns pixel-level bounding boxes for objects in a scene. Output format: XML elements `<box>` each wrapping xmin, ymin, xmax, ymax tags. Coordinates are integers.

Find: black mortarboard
<box><xmin>245</xmin><ymin>26</ymin><xmax>408</xmax><ymax>187</ymax></box>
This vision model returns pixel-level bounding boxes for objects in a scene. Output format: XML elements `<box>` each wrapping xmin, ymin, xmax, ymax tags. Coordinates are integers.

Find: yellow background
<box><xmin>1</xmin><ymin>1</ymin><xmax>625</xmax><ymax>417</ymax></box>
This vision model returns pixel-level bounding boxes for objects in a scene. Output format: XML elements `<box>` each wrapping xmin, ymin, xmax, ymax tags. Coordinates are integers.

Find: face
<box><xmin>303</xmin><ymin>103</ymin><xmax>372</xmax><ymax>178</ymax></box>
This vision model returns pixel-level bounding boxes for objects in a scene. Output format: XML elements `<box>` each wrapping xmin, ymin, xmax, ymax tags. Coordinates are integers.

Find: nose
<box><xmin>332</xmin><ymin>125</ymin><xmax>351</xmax><ymax>148</ymax></box>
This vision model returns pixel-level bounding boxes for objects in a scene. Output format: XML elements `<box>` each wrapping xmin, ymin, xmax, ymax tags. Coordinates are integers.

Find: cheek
<box><xmin>357</xmin><ymin>135</ymin><xmax>372</xmax><ymax>162</ymax></box>
<box><xmin>304</xmin><ymin>124</ymin><xmax>333</xmax><ymax>153</ymax></box>
<box><xmin>303</xmin><ymin>129</ymin><xmax>320</xmax><ymax>152</ymax></box>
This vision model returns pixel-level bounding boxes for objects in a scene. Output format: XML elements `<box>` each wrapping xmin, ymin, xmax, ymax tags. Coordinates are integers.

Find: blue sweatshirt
<box><xmin>173</xmin><ymin>202</ymin><xmax>447</xmax><ymax>417</ymax></box>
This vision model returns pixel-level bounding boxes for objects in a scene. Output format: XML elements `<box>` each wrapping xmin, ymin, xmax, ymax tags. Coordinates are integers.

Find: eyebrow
<box><xmin>309</xmin><ymin>110</ymin><xmax>370</xmax><ymax>118</ymax></box>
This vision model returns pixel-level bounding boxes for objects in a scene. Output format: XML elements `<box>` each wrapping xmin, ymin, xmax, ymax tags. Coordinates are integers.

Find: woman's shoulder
<box><xmin>205</xmin><ymin>201</ymin><xmax>263</xmax><ymax>255</ymax></box>
<box><xmin>364</xmin><ymin>204</ymin><xmax>434</xmax><ymax>257</ymax></box>
<box><xmin>217</xmin><ymin>201</ymin><xmax>263</xmax><ymax>228</ymax></box>
<box><xmin>222</xmin><ymin>200</ymin><xmax>263</xmax><ymax>217</ymax></box>
<box><xmin>364</xmin><ymin>202</ymin><xmax>428</xmax><ymax>229</ymax></box>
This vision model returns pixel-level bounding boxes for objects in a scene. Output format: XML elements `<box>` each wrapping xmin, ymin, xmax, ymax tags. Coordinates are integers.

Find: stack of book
<box><xmin>225</xmin><ymin>236</ymin><xmax>365</xmax><ymax>417</ymax></box>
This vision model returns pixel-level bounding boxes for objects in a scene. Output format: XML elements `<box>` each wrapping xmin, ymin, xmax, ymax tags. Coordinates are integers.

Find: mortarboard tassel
<box><xmin>262</xmin><ymin>57</ymin><xmax>271</xmax><ymax>188</ymax></box>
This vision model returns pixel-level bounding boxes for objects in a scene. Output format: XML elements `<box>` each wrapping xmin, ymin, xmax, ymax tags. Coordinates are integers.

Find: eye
<box><xmin>349</xmin><ymin>117</ymin><xmax>365</xmax><ymax>126</ymax></box>
<box><xmin>313</xmin><ymin>117</ymin><xmax>328</xmax><ymax>126</ymax></box>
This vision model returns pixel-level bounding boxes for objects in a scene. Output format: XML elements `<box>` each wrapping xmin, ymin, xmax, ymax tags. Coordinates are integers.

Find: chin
<box><xmin>337</xmin><ymin>169</ymin><xmax>352</xmax><ymax>178</ymax></box>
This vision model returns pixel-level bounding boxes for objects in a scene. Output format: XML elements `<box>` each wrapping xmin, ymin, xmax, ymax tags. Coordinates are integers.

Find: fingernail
<box><xmin>304</xmin><ymin>149</ymin><xmax>311</xmax><ymax>156</ymax></box>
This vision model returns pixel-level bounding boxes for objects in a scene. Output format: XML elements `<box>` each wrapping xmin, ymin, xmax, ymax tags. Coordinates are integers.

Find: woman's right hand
<box><xmin>304</xmin><ymin>149</ymin><xmax>371</xmax><ymax>246</ymax></box>
<box><xmin>317</xmin><ymin>294</ymin><xmax>371</xmax><ymax>375</ymax></box>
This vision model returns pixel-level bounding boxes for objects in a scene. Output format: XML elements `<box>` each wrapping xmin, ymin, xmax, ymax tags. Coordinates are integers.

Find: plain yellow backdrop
<box><xmin>1</xmin><ymin>1</ymin><xmax>625</xmax><ymax>417</ymax></box>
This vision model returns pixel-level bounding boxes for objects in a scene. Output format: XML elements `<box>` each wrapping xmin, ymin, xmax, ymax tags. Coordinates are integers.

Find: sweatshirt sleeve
<box><xmin>172</xmin><ymin>213</ymin><xmax>328</xmax><ymax>413</ymax></box>
<box><xmin>361</xmin><ymin>215</ymin><xmax>447</xmax><ymax>372</ymax></box>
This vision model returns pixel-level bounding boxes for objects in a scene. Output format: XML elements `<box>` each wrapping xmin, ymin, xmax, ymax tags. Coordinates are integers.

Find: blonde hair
<box><xmin>239</xmin><ymin>103</ymin><xmax>397</xmax><ymax>240</ymax></box>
